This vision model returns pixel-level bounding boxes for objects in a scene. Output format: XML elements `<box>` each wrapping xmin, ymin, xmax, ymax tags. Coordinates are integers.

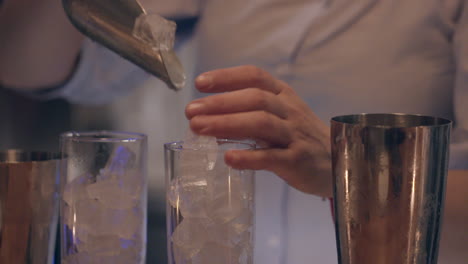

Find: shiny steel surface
<box><xmin>0</xmin><ymin>150</ymin><xmax>59</xmax><ymax>264</ymax></box>
<box><xmin>331</xmin><ymin>113</ymin><xmax>451</xmax><ymax>264</ymax></box>
<box><xmin>62</xmin><ymin>0</ymin><xmax>185</xmax><ymax>90</ymax></box>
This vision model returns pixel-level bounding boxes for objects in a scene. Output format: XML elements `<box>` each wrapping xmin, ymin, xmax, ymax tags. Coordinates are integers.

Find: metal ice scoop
<box><xmin>62</xmin><ymin>0</ymin><xmax>185</xmax><ymax>90</ymax></box>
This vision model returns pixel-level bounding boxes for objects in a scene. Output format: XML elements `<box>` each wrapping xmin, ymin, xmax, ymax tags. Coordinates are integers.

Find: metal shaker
<box><xmin>331</xmin><ymin>113</ymin><xmax>451</xmax><ymax>264</ymax></box>
<box><xmin>62</xmin><ymin>0</ymin><xmax>186</xmax><ymax>91</ymax></box>
<box><xmin>0</xmin><ymin>150</ymin><xmax>59</xmax><ymax>264</ymax></box>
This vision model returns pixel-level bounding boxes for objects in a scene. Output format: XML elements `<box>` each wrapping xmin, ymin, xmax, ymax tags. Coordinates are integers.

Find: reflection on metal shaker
<box><xmin>0</xmin><ymin>150</ymin><xmax>59</xmax><ymax>264</ymax></box>
<box><xmin>331</xmin><ymin>114</ymin><xmax>451</xmax><ymax>264</ymax></box>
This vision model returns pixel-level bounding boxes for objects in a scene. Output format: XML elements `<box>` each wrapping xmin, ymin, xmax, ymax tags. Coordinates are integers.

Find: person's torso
<box><xmin>191</xmin><ymin>1</ymin><xmax>462</xmax><ymax>263</ymax></box>
<box><xmin>195</xmin><ymin>0</ymin><xmax>460</xmax><ymax>122</ymax></box>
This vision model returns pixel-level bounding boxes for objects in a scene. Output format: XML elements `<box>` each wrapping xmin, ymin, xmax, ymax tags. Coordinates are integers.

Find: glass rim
<box><xmin>60</xmin><ymin>130</ymin><xmax>147</xmax><ymax>143</ymax></box>
<box><xmin>0</xmin><ymin>149</ymin><xmax>59</xmax><ymax>162</ymax></box>
<box><xmin>331</xmin><ymin>113</ymin><xmax>452</xmax><ymax>128</ymax></box>
<box><xmin>164</xmin><ymin>139</ymin><xmax>256</xmax><ymax>151</ymax></box>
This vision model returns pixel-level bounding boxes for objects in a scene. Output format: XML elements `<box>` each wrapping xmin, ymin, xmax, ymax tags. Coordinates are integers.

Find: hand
<box><xmin>185</xmin><ymin>65</ymin><xmax>333</xmax><ymax>198</ymax></box>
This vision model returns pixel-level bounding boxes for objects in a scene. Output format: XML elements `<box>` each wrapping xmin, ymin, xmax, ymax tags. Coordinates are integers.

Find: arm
<box><xmin>0</xmin><ymin>0</ymin><xmax>84</xmax><ymax>90</ymax></box>
<box><xmin>1</xmin><ymin>0</ymin><xmax>201</xmax><ymax>104</ymax></box>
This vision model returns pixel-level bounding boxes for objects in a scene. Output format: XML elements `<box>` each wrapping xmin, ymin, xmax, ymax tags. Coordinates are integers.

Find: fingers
<box><xmin>190</xmin><ymin>111</ymin><xmax>292</xmax><ymax>146</ymax></box>
<box><xmin>186</xmin><ymin>88</ymin><xmax>288</xmax><ymax>119</ymax></box>
<box><xmin>195</xmin><ymin>65</ymin><xmax>283</xmax><ymax>94</ymax></box>
<box><xmin>224</xmin><ymin>148</ymin><xmax>303</xmax><ymax>184</ymax></box>
<box><xmin>225</xmin><ymin>148</ymin><xmax>288</xmax><ymax>171</ymax></box>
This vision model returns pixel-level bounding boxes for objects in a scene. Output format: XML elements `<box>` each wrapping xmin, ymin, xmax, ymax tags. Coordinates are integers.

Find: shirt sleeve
<box><xmin>33</xmin><ymin>38</ymin><xmax>152</xmax><ymax>105</ymax></box>
<box><xmin>27</xmin><ymin>1</ymin><xmax>201</xmax><ymax>105</ymax></box>
<box><xmin>450</xmin><ymin>3</ymin><xmax>468</xmax><ymax>169</ymax></box>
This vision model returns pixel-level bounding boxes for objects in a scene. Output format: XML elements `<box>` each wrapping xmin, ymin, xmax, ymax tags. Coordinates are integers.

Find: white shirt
<box><xmin>45</xmin><ymin>0</ymin><xmax>468</xmax><ymax>263</ymax></box>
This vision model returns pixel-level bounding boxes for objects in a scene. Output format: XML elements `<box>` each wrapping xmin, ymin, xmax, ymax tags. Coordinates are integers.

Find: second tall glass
<box><xmin>60</xmin><ymin>131</ymin><xmax>148</xmax><ymax>264</ymax></box>
<box><xmin>165</xmin><ymin>139</ymin><xmax>255</xmax><ymax>264</ymax></box>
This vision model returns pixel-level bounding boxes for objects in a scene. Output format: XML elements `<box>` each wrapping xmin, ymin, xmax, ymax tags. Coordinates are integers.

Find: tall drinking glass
<box><xmin>331</xmin><ymin>113</ymin><xmax>451</xmax><ymax>264</ymax></box>
<box><xmin>164</xmin><ymin>139</ymin><xmax>255</xmax><ymax>264</ymax></box>
<box><xmin>60</xmin><ymin>131</ymin><xmax>148</xmax><ymax>264</ymax></box>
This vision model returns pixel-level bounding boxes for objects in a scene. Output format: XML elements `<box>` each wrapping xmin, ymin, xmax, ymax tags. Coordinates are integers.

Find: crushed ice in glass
<box><xmin>168</xmin><ymin>131</ymin><xmax>254</xmax><ymax>263</ymax></box>
<box><xmin>62</xmin><ymin>146</ymin><xmax>144</xmax><ymax>263</ymax></box>
<box><xmin>132</xmin><ymin>13</ymin><xmax>176</xmax><ymax>51</ymax></box>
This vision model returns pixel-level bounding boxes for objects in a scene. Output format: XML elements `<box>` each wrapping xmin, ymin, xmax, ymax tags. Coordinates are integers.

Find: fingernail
<box><xmin>186</xmin><ymin>102</ymin><xmax>204</xmax><ymax>115</ymax></box>
<box><xmin>196</xmin><ymin>74</ymin><xmax>213</xmax><ymax>89</ymax></box>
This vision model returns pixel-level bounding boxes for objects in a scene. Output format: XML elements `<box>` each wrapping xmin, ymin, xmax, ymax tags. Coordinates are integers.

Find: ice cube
<box><xmin>183</xmin><ymin>129</ymin><xmax>218</xmax><ymax>169</ymax></box>
<box><xmin>122</xmin><ymin>208</ymin><xmax>144</xmax><ymax>239</ymax></box>
<box><xmin>72</xmin><ymin>235</ymin><xmax>142</xmax><ymax>263</ymax></box>
<box><xmin>167</xmin><ymin>177</ymin><xmax>208</xmax><ymax>218</ymax></box>
<box><xmin>84</xmin><ymin>234</ymin><xmax>121</xmax><ymax>255</ymax></box>
<box><xmin>191</xmin><ymin>242</ymin><xmax>246</xmax><ymax>264</ymax></box>
<box><xmin>101</xmin><ymin>208</ymin><xmax>142</xmax><ymax>239</ymax></box>
<box><xmin>81</xmin><ymin>249</ymin><xmax>141</xmax><ymax>264</ymax></box>
<box><xmin>229</xmin><ymin>209</ymin><xmax>254</xmax><ymax>236</ymax></box>
<box><xmin>206</xmin><ymin>162</ymin><xmax>236</xmax><ymax>196</ymax></box>
<box><xmin>179</xmin><ymin>150</ymin><xmax>217</xmax><ymax>175</ymax></box>
<box><xmin>184</xmin><ymin>132</ymin><xmax>218</xmax><ymax>160</ymax></box>
<box><xmin>104</xmin><ymin>146</ymin><xmax>136</xmax><ymax>177</ymax></box>
<box><xmin>86</xmin><ymin>178</ymin><xmax>139</xmax><ymax>209</ymax></box>
<box><xmin>73</xmin><ymin>199</ymin><xmax>101</xmax><ymax>229</ymax></box>
<box><xmin>63</xmin><ymin>173</ymin><xmax>93</xmax><ymax>206</ymax></box>
<box><xmin>206</xmin><ymin>193</ymin><xmax>244</xmax><ymax>224</ymax></box>
<box><xmin>205</xmin><ymin>168</ymin><xmax>247</xmax><ymax>223</ymax></box>
<box><xmin>133</xmin><ymin>13</ymin><xmax>176</xmax><ymax>51</ymax></box>
<box><xmin>70</xmin><ymin>226</ymin><xmax>142</xmax><ymax>261</ymax></box>
<box><xmin>171</xmin><ymin>219</ymin><xmax>210</xmax><ymax>261</ymax></box>
<box><xmin>183</xmin><ymin>130</ymin><xmax>217</xmax><ymax>150</ymax></box>
<box><xmin>120</xmin><ymin>170</ymin><xmax>144</xmax><ymax>197</ymax></box>
<box><xmin>209</xmin><ymin>209</ymin><xmax>253</xmax><ymax>247</ymax></box>
<box><xmin>71</xmin><ymin>198</ymin><xmax>142</xmax><ymax>239</ymax></box>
